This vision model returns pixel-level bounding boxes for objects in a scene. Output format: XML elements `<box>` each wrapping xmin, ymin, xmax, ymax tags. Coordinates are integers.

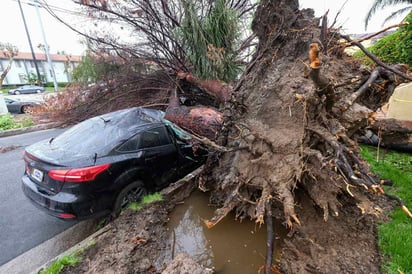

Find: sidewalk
<box><xmin>0</xmin><ymin>122</ymin><xmax>59</xmax><ymax>138</ymax></box>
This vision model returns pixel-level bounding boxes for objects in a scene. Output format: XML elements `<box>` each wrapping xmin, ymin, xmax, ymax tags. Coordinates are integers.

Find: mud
<box><xmin>59</xmin><ymin>185</ymin><xmax>391</xmax><ymax>274</ymax></box>
<box><xmin>160</xmin><ymin>191</ymin><xmax>287</xmax><ymax>273</ymax></box>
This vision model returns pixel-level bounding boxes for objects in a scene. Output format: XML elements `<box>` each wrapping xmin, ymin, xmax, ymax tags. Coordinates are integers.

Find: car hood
<box><xmin>26</xmin><ymin>139</ymin><xmax>96</xmax><ymax>167</ymax></box>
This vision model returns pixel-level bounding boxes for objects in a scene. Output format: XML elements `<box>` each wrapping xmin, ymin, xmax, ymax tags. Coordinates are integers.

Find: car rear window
<box><xmin>51</xmin><ymin>116</ymin><xmax>135</xmax><ymax>155</ymax></box>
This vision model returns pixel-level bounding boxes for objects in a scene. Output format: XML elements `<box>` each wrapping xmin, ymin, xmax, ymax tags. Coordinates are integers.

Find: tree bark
<box><xmin>0</xmin><ymin>58</ymin><xmax>13</xmax><ymax>90</ymax></box>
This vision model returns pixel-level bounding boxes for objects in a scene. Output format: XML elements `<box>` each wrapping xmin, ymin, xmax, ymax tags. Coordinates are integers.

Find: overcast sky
<box><xmin>0</xmin><ymin>0</ymin><xmax>408</xmax><ymax>56</ymax></box>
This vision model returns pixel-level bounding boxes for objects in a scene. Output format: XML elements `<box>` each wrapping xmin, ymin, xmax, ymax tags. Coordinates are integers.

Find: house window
<box><xmin>15</xmin><ymin>60</ymin><xmax>22</xmax><ymax>68</ymax></box>
<box><xmin>18</xmin><ymin>73</ymin><xmax>25</xmax><ymax>83</ymax></box>
<box><xmin>30</xmin><ymin>61</ymin><xmax>34</xmax><ymax>68</ymax></box>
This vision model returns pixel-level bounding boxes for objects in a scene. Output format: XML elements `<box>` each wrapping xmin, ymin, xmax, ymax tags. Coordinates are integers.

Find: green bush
<box><xmin>44</xmin><ymin>82</ymin><xmax>69</xmax><ymax>88</ymax></box>
<box><xmin>0</xmin><ymin>114</ymin><xmax>18</xmax><ymax>130</ymax></box>
<box><xmin>0</xmin><ymin>114</ymin><xmax>33</xmax><ymax>130</ymax></box>
<box><xmin>354</xmin><ymin>12</ymin><xmax>412</xmax><ymax>66</ymax></box>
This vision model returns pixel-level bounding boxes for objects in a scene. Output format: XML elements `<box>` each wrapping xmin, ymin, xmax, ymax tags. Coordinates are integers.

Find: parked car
<box><xmin>4</xmin><ymin>97</ymin><xmax>42</xmax><ymax>113</ymax></box>
<box><xmin>22</xmin><ymin>107</ymin><xmax>207</xmax><ymax>220</ymax></box>
<box><xmin>8</xmin><ymin>85</ymin><xmax>45</xmax><ymax>95</ymax></box>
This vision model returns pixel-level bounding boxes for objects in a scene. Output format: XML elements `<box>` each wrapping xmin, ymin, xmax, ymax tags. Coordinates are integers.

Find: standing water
<box><xmin>162</xmin><ymin>191</ymin><xmax>286</xmax><ymax>273</ymax></box>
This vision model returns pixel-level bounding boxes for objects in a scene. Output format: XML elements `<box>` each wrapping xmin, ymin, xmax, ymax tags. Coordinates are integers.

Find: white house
<box><xmin>0</xmin><ymin>51</ymin><xmax>82</xmax><ymax>85</ymax></box>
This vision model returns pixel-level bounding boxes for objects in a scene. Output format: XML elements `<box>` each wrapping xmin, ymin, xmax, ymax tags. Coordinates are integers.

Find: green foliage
<box><xmin>360</xmin><ymin>146</ymin><xmax>412</xmax><ymax>273</ymax></box>
<box><xmin>0</xmin><ymin>114</ymin><xmax>33</xmax><ymax>130</ymax></box>
<box><xmin>71</xmin><ymin>54</ymin><xmax>121</xmax><ymax>86</ymax></box>
<box><xmin>129</xmin><ymin>192</ymin><xmax>163</xmax><ymax>211</ymax></box>
<box><xmin>178</xmin><ymin>0</ymin><xmax>242</xmax><ymax>82</ymax></box>
<box><xmin>0</xmin><ymin>114</ymin><xmax>16</xmax><ymax>130</ymax></box>
<box><xmin>71</xmin><ymin>54</ymin><xmax>97</xmax><ymax>85</ymax></box>
<box><xmin>39</xmin><ymin>241</ymin><xmax>96</xmax><ymax>274</ymax></box>
<box><xmin>355</xmin><ymin>12</ymin><xmax>412</xmax><ymax>66</ymax></box>
<box><xmin>24</xmin><ymin>72</ymin><xmax>45</xmax><ymax>85</ymax></box>
<box><xmin>44</xmin><ymin>82</ymin><xmax>68</xmax><ymax>88</ymax></box>
<box><xmin>39</xmin><ymin>253</ymin><xmax>81</xmax><ymax>274</ymax></box>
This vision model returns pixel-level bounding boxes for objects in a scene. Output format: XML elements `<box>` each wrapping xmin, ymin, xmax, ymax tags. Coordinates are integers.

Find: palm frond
<box><xmin>365</xmin><ymin>0</ymin><xmax>412</xmax><ymax>29</ymax></box>
<box><xmin>382</xmin><ymin>6</ymin><xmax>412</xmax><ymax>25</ymax></box>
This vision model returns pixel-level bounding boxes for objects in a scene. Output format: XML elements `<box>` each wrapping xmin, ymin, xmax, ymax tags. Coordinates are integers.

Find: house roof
<box><xmin>0</xmin><ymin>52</ymin><xmax>82</xmax><ymax>62</ymax></box>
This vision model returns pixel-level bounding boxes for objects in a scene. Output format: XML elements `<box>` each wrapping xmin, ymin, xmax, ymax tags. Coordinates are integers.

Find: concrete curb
<box><xmin>32</xmin><ymin>223</ymin><xmax>112</xmax><ymax>274</ymax></box>
<box><xmin>0</xmin><ymin>219</ymin><xmax>98</xmax><ymax>274</ymax></box>
<box><xmin>0</xmin><ymin>123</ymin><xmax>59</xmax><ymax>138</ymax></box>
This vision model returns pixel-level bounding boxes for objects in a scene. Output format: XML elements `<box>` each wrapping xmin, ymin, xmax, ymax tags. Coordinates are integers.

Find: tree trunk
<box><xmin>0</xmin><ymin>58</ymin><xmax>13</xmax><ymax>90</ymax></box>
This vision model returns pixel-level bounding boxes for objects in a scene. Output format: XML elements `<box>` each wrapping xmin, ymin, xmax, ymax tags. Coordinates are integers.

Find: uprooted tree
<box><xmin>39</xmin><ymin>0</ymin><xmax>411</xmax><ymax>272</ymax></box>
<box><xmin>196</xmin><ymin>1</ymin><xmax>412</xmax><ymax>272</ymax></box>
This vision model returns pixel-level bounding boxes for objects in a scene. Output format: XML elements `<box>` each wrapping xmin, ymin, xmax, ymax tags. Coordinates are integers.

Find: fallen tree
<box><xmin>186</xmin><ymin>1</ymin><xmax>411</xmax><ymax>272</ymax></box>
<box><xmin>37</xmin><ymin>0</ymin><xmax>412</xmax><ymax>272</ymax></box>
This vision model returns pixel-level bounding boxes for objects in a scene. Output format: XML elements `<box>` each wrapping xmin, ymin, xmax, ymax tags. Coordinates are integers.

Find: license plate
<box><xmin>31</xmin><ymin>168</ymin><xmax>44</xmax><ymax>182</ymax></box>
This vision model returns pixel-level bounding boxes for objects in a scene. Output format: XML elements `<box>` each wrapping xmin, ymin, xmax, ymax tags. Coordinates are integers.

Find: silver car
<box><xmin>8</xmin><ymin>85</ymin><xmax>45</xmax><ymax>95</ymax></box>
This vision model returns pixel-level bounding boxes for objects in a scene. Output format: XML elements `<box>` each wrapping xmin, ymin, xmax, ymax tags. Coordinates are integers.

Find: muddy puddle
<box><xmin>161</xmin><ymin>191</ymin><xmax>286</xmax><ymax>273</ymax></box>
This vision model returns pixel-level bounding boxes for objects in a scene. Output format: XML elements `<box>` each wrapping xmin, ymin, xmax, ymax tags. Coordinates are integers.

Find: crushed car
<box><xmin>22</xmin><ymin>107</ymin><xmax>207</xmax><ymax>220</ymax></box>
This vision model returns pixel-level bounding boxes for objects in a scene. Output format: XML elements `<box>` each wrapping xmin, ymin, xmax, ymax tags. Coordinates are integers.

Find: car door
<box><xmin>138</xmin><ymin>125</ymin><xmax>179</xmax><ymax>189</ymax></box>
<box><xmin>5</xmin><ymin>99</ymin><xmax>18</xmax><ymax>113</ymax></box>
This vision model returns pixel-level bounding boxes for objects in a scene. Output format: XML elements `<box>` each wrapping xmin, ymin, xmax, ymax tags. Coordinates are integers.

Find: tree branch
<box><xmin>340</xmin><ymin>34</ymin><xmax>412</xmax><ymax>81</ymax></box>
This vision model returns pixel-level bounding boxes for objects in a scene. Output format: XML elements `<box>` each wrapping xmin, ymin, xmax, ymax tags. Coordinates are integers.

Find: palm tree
<box><xmin>365</xmin><ymin>0</ymin><xmax>412</xmax><ymax>29</ymax></box>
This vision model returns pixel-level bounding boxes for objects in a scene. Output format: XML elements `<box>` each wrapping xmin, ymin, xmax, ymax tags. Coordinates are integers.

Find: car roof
<box><xmin>26</xmin><ymin>107</ymin><xmax>167</xmax><ymax>166</ymax></box>
<box><xmin>99</xmin><ymin>107</ymin><xmax>164</xmax><ymax>125</ymax></box>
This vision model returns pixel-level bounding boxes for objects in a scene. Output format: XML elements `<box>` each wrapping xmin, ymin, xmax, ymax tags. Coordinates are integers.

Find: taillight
<box><xmin>59</xmin><ymin>213</ymin><xmax>76</xmax><ymax>219</ymax></box>
<box><xmin>48</xmin><ymin>163</ymin><xmax>110</xmax><ymax>183</ymax></box>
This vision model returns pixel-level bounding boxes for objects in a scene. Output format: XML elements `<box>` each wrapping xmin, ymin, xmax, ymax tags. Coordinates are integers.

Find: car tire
<box><xmin>112</xmin><ymin>180</ymin><xmax>147</xmax><ymax>217</ymax></box>
<box><xmin>14</xmin><ymin>90</ymin><xmax>20</xmax><ymax>95</ymax></box>
<box><xmin>21</xmin><ymin>105</ymin><xmax>28</xmax><ymax>113</ymax></box>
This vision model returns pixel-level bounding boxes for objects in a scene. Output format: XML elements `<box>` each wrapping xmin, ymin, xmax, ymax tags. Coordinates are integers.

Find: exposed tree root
<box><xmin>201</xmin><ymin>4</ymin><xmax>411</xmax><ymax>236</ymax></box>
<box><xmin>264</xmin><ymin>206</ymin><xmax>275</xmax><ymax>274</ymax></box>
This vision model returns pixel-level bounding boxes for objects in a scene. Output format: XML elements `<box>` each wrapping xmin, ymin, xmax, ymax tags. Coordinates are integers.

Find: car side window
<box><xmin>139</xmin><ymin>126</ymin><xmax>171</xmax><ymax>149</ymax></box>
<box><xmin>117</xmin><ymin>134</ymin><xmax>141</xmax><ymax>152</ymax></box>
<box><xmin>117</xmin><ymin>126</ymin><xmax>171</xmax><ymax>152</ymax></box>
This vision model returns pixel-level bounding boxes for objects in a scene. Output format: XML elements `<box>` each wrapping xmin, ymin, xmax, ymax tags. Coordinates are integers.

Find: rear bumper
<box><xmin>21</xmin><ymin>175</ymin><xmax>110</xmax><ymax>220</ymax></box>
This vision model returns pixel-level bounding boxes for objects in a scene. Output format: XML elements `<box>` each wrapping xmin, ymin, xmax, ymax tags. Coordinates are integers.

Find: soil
<box><xmin>58</xmin><ymin>178</ymin><xmax>393</xmax><ymax>274</ymax></box>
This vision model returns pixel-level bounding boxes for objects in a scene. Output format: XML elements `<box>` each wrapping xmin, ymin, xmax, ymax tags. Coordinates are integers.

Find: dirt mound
<box><xmin>280</xmin><ymin>190</ymin><xmax>391</xmax><ymax>273</ymax></box>
<box><xmin>61</xmin><ymin>205</ymin><xmax>170</xmax><ymax>274</ymax></box>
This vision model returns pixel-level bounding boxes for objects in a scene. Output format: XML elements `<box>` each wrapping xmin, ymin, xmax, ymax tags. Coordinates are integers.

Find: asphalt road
<box><xmin>0</xmin><ymin>128</ymin><xmax>73</xmax><ymax>266</ymax></box>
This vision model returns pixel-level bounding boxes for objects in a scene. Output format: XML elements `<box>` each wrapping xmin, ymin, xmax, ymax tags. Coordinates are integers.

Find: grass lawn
<box><xmin>360</xmin><ymin>146</ymin><xmax>412</xmax><ymax>274</ymax></box>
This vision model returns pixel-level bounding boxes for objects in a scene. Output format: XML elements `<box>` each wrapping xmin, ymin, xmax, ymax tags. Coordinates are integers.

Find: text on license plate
<box><xmin>31</xmin><ymin>168</ymin><xmax>44</xmax><ymax>182</ymax></box>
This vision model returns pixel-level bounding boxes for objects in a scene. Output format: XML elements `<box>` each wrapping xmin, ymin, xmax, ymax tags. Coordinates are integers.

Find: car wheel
<box><xmin>112</xmin><ymin>180</ymin><xmax>147</xmax><ymax>216</ymax></box>
<box><xmin>21</xmin><ymin>105</ymin><xmax>28</xmax><ymax>113</ymax></box>
<box><xmin>14</xmin><ymin>90</ymin><xmax>20</xmax><ymax>95</ymax></box>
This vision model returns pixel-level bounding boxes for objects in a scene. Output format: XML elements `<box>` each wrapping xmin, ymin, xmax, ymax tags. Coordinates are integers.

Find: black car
<box><xmin>5</xmin><ymin>97</ymin><xmax>42</xmax><ymax>113</ymax></box>
<box><xmin>22</xmin><ymin>107</ymin><xmax>207</xmax><ymax>220</ymax></box>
